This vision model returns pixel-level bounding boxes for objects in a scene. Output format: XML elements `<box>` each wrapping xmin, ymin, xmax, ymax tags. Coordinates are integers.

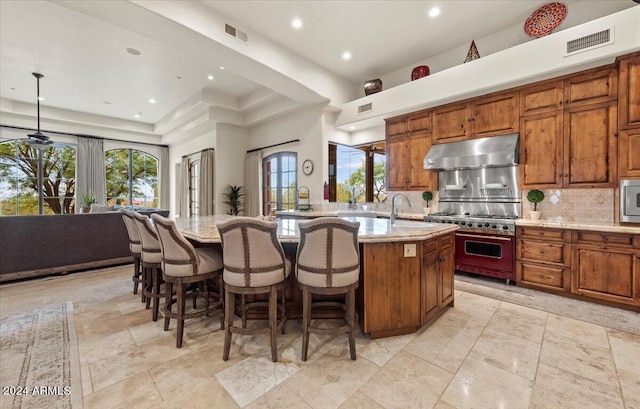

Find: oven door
<box><xmin>454</xmin><ymin>232</ymin><xmax>515</xmax><ymax>280</ymax></box>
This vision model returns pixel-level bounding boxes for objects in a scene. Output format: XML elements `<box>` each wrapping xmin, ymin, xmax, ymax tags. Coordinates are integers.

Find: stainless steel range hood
<box><xmin>424</xmin><ymin>134</ymin><xmax>519</xmax><ymax>171</ymax></box>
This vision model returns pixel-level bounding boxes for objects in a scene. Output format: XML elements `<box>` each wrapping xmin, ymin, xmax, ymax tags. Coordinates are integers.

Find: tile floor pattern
<box><xmin>1</xmin><ymin>264</ymin><xmax>638</xmax><ymax>409</ymax></box>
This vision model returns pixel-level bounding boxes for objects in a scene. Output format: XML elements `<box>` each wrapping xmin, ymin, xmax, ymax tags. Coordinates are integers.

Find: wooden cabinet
<box><xmin>619</xmin><ymin>128</ymin><xmax>640</xmax><ymax>178</ymax></box>
<box><xmin>520</xmin><ymin>81</ymin><xmax>564</xmax><ymax>116</ymax></box>
<box><xmin>572</xmin><ymin>231</ymin><xmax>639</xmax><ymax>307</ymax></box>
<box><xmin>421</xmin><ymin>233</ymin><xmax>455</xmax><ymax>324</ymax></box>
<box><xmin>385</xmin><ymin>109</ymin><xmax>436</xmax><ymax>191</ymax></box>
<box><xmin>516</xmin><ymin>226</ymin><xmax>572</xmax><ymax>292</ymax></box>
<box><xmin>563</xmin><ymin>101</ymin><xmax>617</xmax><ymax>187</ymax></box>
<box><xmin>432</xmin><ymin>92</ymin><xmax>519</xmax><ymax>142</ymax></box>
<box><xmin>618</xmin><ymin>55</ymin><xmax>640</xmax><ymax>130</ymax></box>
<box><xmin>564</xmin><ymin>67</ymin><xmax>617</xmax><ymax>107</ymax></box>
<box><xmin>520</xmin><ymin>111</ymin><xmax>564</xmax><ymax>188</ymax></box>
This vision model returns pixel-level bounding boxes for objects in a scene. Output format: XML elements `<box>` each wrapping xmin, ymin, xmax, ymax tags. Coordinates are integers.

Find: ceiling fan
<box><xmin>27</xmin><ymin>72</ymin><xmax>53</xmax><ymax>147</ymax></box>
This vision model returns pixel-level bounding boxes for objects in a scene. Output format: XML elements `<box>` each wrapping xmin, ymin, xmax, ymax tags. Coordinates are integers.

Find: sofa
<box><xmin>0</xmin><ymin>209</ymin><xmax>169</xmax><ymax>282</ymax></box>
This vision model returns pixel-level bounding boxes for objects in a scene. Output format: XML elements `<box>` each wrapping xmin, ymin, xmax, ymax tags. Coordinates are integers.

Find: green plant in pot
<box><xmin>223</xmin><ymin>185</ymin><xmax>244</xmax><ymax>215</ymax></box>
<box><xmin>81</xmin><ymin>191</ymin><xmax>96</xmax><ymax>213</ymax></box>
<box><xmin>526</xmin><ymin>189</ymin><xmax>545</xmax><ymax>220</ymax></box>
<box><xmin>421</xmin><ymin>191</ymin><xmax>433</xmax><ymax>214</ymax></box>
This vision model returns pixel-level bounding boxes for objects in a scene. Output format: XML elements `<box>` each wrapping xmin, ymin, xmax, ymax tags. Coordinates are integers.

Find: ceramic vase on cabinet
<box><xmin>364</xmin><ymin>79</ymin><xmax>382</xmax><ymax>95</ymax></box>
<box><xmin>411</xmin><ymin>65</ymin><xmax>430</xmax><ymax>80</ymax></box>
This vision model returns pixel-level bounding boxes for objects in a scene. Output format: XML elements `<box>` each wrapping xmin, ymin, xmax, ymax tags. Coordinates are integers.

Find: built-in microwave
<box><xmin>620</xmin><ymin>180</ymin><xmax>640</xmax><ymax>223</ymax></box>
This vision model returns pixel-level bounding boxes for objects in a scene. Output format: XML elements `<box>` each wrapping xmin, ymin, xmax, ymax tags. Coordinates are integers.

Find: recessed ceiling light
<box><xmin>291</xmin><ymin>18</ymin><xmax>302</xmax><ymax>29</ymax></box>
<box><xmin>134</xmin><ymin>113</ymin><xmax>141</xmax><ymax>118</ymax></box>
<box><xmin>176</xmin><ymin>76</ymin><xmax>182</xmax><ymax>80</ymax></box>
<box><xmin>219</xmin><ymin>66</ymin><xmax>225</xmax><ymax>70</ymax></box>
<box><xmin>149</xmin><ymin>98</ymin><xmax>156</xmax><ymax>104</ymax></box>
<box><xmin>126</xmin><ymin>48</ymin><xmax>141</xmax><ymax>56</ymax></box>
<box><xmin>103</xmin><ymin>101</ymin><xmax>112</xmax><ymax>105</ymax></box>
<box><xmin>429</xmin><ymin>7</ymin><xmax>440</xmax><ymax>17</ymax></box>
<box><xmin>207</xmin><ymin>75</ymin><xmax>214</xmax><ymax>80</ymax></box>
<box><xmin>342</xmin><ymin>51</ymin><xmax>352</xmax><ymax>60</ymax></box>
<box><xmin>349</xmin><ymin>126</ymin><xmax>356</xmax><ymax>130</ymax></box>
<box><xmin>37</xmin><ymin>97</ymin><xmax>45</xmax><ymax>101</ymax></box>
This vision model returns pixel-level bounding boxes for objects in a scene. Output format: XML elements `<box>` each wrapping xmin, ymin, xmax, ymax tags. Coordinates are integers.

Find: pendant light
<box><xmin>27</xmin><ymin>72</ymin><xmax>53</xmax><ymax>146</ymax></box>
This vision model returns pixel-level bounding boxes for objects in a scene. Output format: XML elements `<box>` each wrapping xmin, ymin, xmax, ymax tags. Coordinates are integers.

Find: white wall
<box><xmin>215</xmin><ymin>123</ymin><xmax>248</xmax><ymax>215</ymax></box>
<box><xmin>350</xmin><ymin>126</ymin><xmax>385</xmax><ymax>147</ymax></box>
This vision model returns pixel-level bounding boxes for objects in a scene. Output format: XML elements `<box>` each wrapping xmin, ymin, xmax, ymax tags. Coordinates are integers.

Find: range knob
<box><xmin>460</xmin><ymin>221</ymin><xmax>466</xmax><ymax>226</ymax></box>
<box><xmin>502</xmin><ymin>226</ymin><xmax>509</xmax><ymax>230</ymax></box>
<box><xmin>491</xmin><ymin>224</ymin><xmax>497</xmax><ymax>229</ymax></box>
<box><xmin>484</xmin><ymin>223</ymin><xmax>490</xmax><ymax>227</ymax></box>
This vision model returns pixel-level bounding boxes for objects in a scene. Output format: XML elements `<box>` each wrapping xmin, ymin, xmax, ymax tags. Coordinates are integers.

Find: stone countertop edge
<box><xmin>516</xmin><ymin>219</ymin><xmax>640</xmax><ymax>234</ymax></box>
<box><xmin>276</xmin><ymin>210</ymin><xmax>426</xmax><ymax>220</ymax></box>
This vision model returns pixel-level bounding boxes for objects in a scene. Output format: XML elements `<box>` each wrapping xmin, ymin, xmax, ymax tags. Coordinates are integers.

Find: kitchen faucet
<box><xmin>390</xmin><ymin>192</ymin><xmax>410</xmax><ymax>225</ymax></box>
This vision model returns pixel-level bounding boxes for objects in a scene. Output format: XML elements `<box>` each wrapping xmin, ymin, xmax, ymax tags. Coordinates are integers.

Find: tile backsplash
<box><xmin>523</xmin><ymin>188</ymin><xmax>614</xmax><ymax>223</ymax></box>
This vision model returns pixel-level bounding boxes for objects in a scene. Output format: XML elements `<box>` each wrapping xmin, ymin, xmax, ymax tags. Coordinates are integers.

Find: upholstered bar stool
<box><xmin>217</xmin><ymin>217</ymin><xmax>290</xmax><ymax>362</ymax></box>
<box><xmin>296</xmin><ymin>218</ymin><xmax>360</xmax><ymax>361</ymax></box>
<box><xmin>132</xmin><ymin>211</ymin><xmax>164</xmax><ymax>321</ymax></box>
<box><xmin>121</xmin><ymin>209</ymin><xmax>144</xmax><ymax>301</ymax></box>
<box><xmin>151</xmin><ymin>214</ymin><xmax>224</xmax><ymax>348</ymax></box>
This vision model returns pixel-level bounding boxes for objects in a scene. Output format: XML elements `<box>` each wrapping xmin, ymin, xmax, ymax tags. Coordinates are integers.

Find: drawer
<box><xmin>518</xmin><ymin>262</ymin><xmax>566</xmax><ymax>289</ymax></box>
<box><xmin>574</xmin><ymin>231</ymin><xmax>634</xmax><ymax>247</ymax></box>
<box><xmin>437</xmin><ymin>233</ymin><xmax>454</xmax><ymax>250</ymax></box>
<box><xmin>517</xmin><ymin>239</ymin><xmax>569</xmax><ymax>265</ymax></box>
<box><xmin>517</xmin><ymin>226</ymin><xmax>566</xmax><ymax>241</ymax></box>
<box><xmin>422</xmin><ymin>240</ymin><xmax>437</xmax><ymax>255</ymax></box>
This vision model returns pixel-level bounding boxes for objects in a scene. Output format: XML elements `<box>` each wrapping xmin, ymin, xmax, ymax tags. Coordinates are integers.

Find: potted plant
<box><xmin>80</xmin><ymin>191</ymin><xmax>96</xmax><ymax>213</ymax></box>
<box><xmin>527</xmin><ymin>189</ymin><xmax>545</xmax><ymax>220</ymax></box>
<box><xmin>223</xmin><ymin>185</ymin><xmax>244</xmax><ymax>215</ymax></box>
<box><xmin>422</xmin><ymin>191</ymin><xmax>433</xmax><ymax>214</ymax></box>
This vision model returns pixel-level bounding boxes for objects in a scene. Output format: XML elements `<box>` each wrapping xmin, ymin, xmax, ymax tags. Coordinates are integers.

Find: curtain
<box><xmin>158</xmin><ymin>146</ymin><xmax>170</xmax><ymax>210</ymax></box>
<box><xmin>177</xmin><ymin>157</ymin><xmax>190</xmax><ymax>217</ymax></box>
<box><xmin>244</xmin><ymin>151</ymin><xmax>263</xmax><ymax>216</ymax></box>
<box><xmin>199</xmin><ymin>149</ymin><xmax>215</xmax><ymax>215</ymax></box>
<box><xmin>76</xmin><ymin>137</ymin><xmax>105</xmax><ymax>212</ymax></box>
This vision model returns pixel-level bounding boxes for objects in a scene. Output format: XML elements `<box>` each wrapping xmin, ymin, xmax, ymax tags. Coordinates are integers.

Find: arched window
<box><xmin>105</xmin><ymin>149</ymin><xmax>158</xmax><ymax>207</ymax></box>
<box><xmin>263</xmin><ymin>152</ymin><xmax>297</xmax><ymax>215</ymax></box>
<box><xmin>0</xmin><ymin>139</ymin><xmax>76</xmax><ymax>215</ymax></box>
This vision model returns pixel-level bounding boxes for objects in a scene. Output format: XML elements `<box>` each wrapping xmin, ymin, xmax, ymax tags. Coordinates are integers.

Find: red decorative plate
<box><xmin>524</xmin><ymin>2</ymin><xmax>567</xmax><ymax>38</ymax></box>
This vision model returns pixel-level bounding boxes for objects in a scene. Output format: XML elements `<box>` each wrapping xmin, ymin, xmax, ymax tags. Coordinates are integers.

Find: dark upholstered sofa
<box><xmin>0</xmin><ymin>209</ymin><xmax>169</xmax><ymax>282</ymax></box>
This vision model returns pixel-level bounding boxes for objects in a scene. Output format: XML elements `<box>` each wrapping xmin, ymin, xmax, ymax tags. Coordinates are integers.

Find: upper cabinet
<box><xmin>618</xmin><ymin>55</ymin><xmax>640</xmax><ymax>130</ymax></box>
<box><xmin>564</xmin><ymin>68</ymin><xmax>618</xmax><ymax>107</ymax></box>
<box><xmin>385</xmin><ymin>109</ymin><xmax>436</xmax><ymax>191</ymax></box>
<box><xmin>432</xmin><ymin>91</ymin><xmax>519</xmax><ymax>142</ymax></box>
<box><xmin>520</xmin><ymin>81</ymin><xmax>564</xmax><ymax>116</ymax></box>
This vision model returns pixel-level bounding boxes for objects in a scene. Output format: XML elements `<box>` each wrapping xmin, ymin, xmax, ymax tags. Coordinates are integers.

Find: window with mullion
<box><xmin>263</xmin><ymin>152</ymin><xmax>297</xmax><ymax>215</ymax></box>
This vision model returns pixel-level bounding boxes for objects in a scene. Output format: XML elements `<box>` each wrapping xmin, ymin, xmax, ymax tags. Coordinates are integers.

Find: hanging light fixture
<box><xmin>27</xmin><ymin>72</ymin><xmax>53</xmax><ymax>146</ymax></box>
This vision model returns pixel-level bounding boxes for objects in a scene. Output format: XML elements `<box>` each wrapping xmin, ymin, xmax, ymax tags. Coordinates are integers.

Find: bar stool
<box><xmin>217</xmin><ymin>217</ymin><xmax>290</xmax><ymax>362</ymax></box>
<box><xmin>151</xmin><ymin>214</ymin><xmax>224</xmax><ymax>348</ymax></box>
<box><xmin>132</xmin><ymin>211</ymin><xmax>164</xmax><ymax>321</ymax></box>
<box><xmin>121</xmin><ymin>209</ymin><xmax>144</xmax><ymax>301</ymax></box>
<box><xmin>296</xmin><ymin>218</ymin><xmax>360</xmax><ymax>361</ymax></box>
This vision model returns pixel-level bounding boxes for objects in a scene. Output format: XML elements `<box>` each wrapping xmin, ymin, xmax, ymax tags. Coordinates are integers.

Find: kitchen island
<box><xmin>174</xmin><ymin>215</ymin><xmax>458</xmax><ymax>338</ymax></box>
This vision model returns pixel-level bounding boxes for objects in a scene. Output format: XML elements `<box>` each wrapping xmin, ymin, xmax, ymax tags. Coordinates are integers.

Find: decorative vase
<box><xmin>411</xmin><ymin>65</ymin><xmax>430</xmax><ymax>81</ymax></box>
<box><xmin>364</xmin><ymin>79</ymin><xmax>382</xmax><ymax>95</ymax></box>
<box><xmin>529</xmin><ymin>210</ymin><xmax>541</xmax><ymax>220</ymax></box>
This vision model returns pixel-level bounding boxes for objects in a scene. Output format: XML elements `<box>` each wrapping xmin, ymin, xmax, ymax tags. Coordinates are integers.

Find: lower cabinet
<box><xmin>361</xmin><ymin>233</ymin><xmax>455</xmax><ymax>339</ymax></box>
<box><xmin>516</xmin><ymin>226</ymin><xmax>640</xmax><ymax>309</ymax></box>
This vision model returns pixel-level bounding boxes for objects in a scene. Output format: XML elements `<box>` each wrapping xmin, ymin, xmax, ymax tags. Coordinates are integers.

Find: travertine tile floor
<box><xmin>1</xmin><ymin>264</ymin><xmax>638</xmax><ymax>409</ymax></box>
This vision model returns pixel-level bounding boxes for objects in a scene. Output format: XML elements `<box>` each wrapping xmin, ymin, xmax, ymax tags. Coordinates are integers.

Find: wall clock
<box><xmin>302</xmin><ymin>159</ymin><xmax>314</xmax><ymax>175</ymax></box>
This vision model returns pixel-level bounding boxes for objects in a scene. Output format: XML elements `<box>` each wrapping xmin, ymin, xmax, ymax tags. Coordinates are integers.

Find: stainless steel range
<box><xmin>424</xmin><ymin>134</ymin><xmax>521</xmax><ymax>284</ymax></box>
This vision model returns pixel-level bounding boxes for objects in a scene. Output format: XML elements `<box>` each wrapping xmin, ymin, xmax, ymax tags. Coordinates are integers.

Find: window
<box><xmin>189</xmin><ymin>159</ymin><xmax>200</xmax><ymax>216</ymax></box>
<box><xmin>105</xmin><ymin>149</ymin><xmax>158</xmax><ymax>207</ymax></box>
<box><xmin>331</xmin><ymin>143</ymin><xmax>386</xmax><ymax>203</ymax></box>
<box><xmin>263</xmin><ymin>152</ymin><xmax>297</xmax><ymax>215</ymax></box>
<box><xmin>0</xmin><ymin>139</ymin><xmax>76</xmax><ymax>215</ymax></box>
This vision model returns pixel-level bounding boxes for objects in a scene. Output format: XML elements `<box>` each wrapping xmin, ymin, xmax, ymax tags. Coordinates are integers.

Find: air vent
<box><xmin>565</xmin><ymin>28</ymin><xmax>612</xmax><ymax>55</ymax></box>
<box><xmin>225</xmin><ymin>23</ymin><xmax>248</xmax><ymax>43</ymax></box>
<box><xmin>358</xmin><ymin>103</ymin><xmax>373</xmax><ymax>114</ymax></box>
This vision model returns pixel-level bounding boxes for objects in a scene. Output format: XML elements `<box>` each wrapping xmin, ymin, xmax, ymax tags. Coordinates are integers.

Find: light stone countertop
<box><xmin>173</xmin><ymin>215</ymin><xmax>457</xmax><ymax>244</ymax></box>
<box><xmin>275</xmin><ymin>209</ymin><xmax>426</xmax><ymax>221</ymax></box>
<box><xmin>516</xmin><ymin>218</ymin><xmax>640</xmax><ymax>234</ymax></box>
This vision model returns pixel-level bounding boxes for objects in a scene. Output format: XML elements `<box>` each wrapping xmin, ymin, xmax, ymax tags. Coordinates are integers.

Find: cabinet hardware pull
<box><xmin>538</xmin><ymin>273</ymin><xmax>545</xmax><ymax>278</ymax></box>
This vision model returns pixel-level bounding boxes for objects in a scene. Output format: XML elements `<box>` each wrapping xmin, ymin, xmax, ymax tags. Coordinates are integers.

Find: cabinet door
<box><xmin>564</xmin><ymin>68</ymin><xmax>618</xmax><ymax>107</ymax></box>
<box><xmin>619</xmin><ymin>129</ymin><xmax>640</xmax><ymax>178</ymax></box>
<box><xmin>572</xmin><ymin>244</ymin><xmax>639</xmax><ymax>305</ymax></box>
<box><xmin>520</xmin><ymin>81</ymin><xmax>564</xmax><ymax>116</ymax></box>
<box><xmin>472</xmin><ymin>92</ymin><xmax>519</xmax><ymax>138</ymax></box>
<box><xmin>618</xmin><ymin>56</ymin><xmax>640</xmax><ymax>129</ymax></box>
<box><xmin>520</xmin><ymin>112</ymin><xmax>563</xmax><ymax>188</ymax></box>
<box><xmin>433</xmin><ymin>102</ymin><xmax>470</xmax><ymax>142</ymax></box>
<box><xmin>517</xmin><ymin>261</ymin><xmax>570</xmax><ymax>291</ymax></box>
<box><xmin>439</xmin><ymin>246</ymin><xmax>455</xmax><ymax>306</ymax></box>
<box><xmin>564</xmin><ymin>102</ymin><xmax>617</xmax><ymax>187</ymax></box>
<box><xmin>421</xmin><ymin>250</ymin><xmax>439</xmax><ymax>323</ymax></box>
<box><xmin>409</xmin><ymin>132</ymin><xmax>436</xmax><ymax>190</ymax></box>
<box><xmin>408</xmin><ymin>110</ymin><xmax>432</xmax><ymax>133</ymax></box>
<box><xmin>386</xmin><ymin>117</ymin><xmax>408</xmax><ymax>140</ymax></box>
<box><xmin>386</xmin><ymin>140</ymin><xmax>408</xmax><ymax>190</ymax></box>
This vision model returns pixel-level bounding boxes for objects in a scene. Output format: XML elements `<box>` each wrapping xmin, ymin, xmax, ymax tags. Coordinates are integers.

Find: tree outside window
<box><xmin>0</xmin><ymin>139</ymin><xmax>76</xmax><ymax>215</ymax></box>
<box><xmin>105</xmin><ymin>149</ymin><xmax>158</xmax><ymax>207</ymax></box>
